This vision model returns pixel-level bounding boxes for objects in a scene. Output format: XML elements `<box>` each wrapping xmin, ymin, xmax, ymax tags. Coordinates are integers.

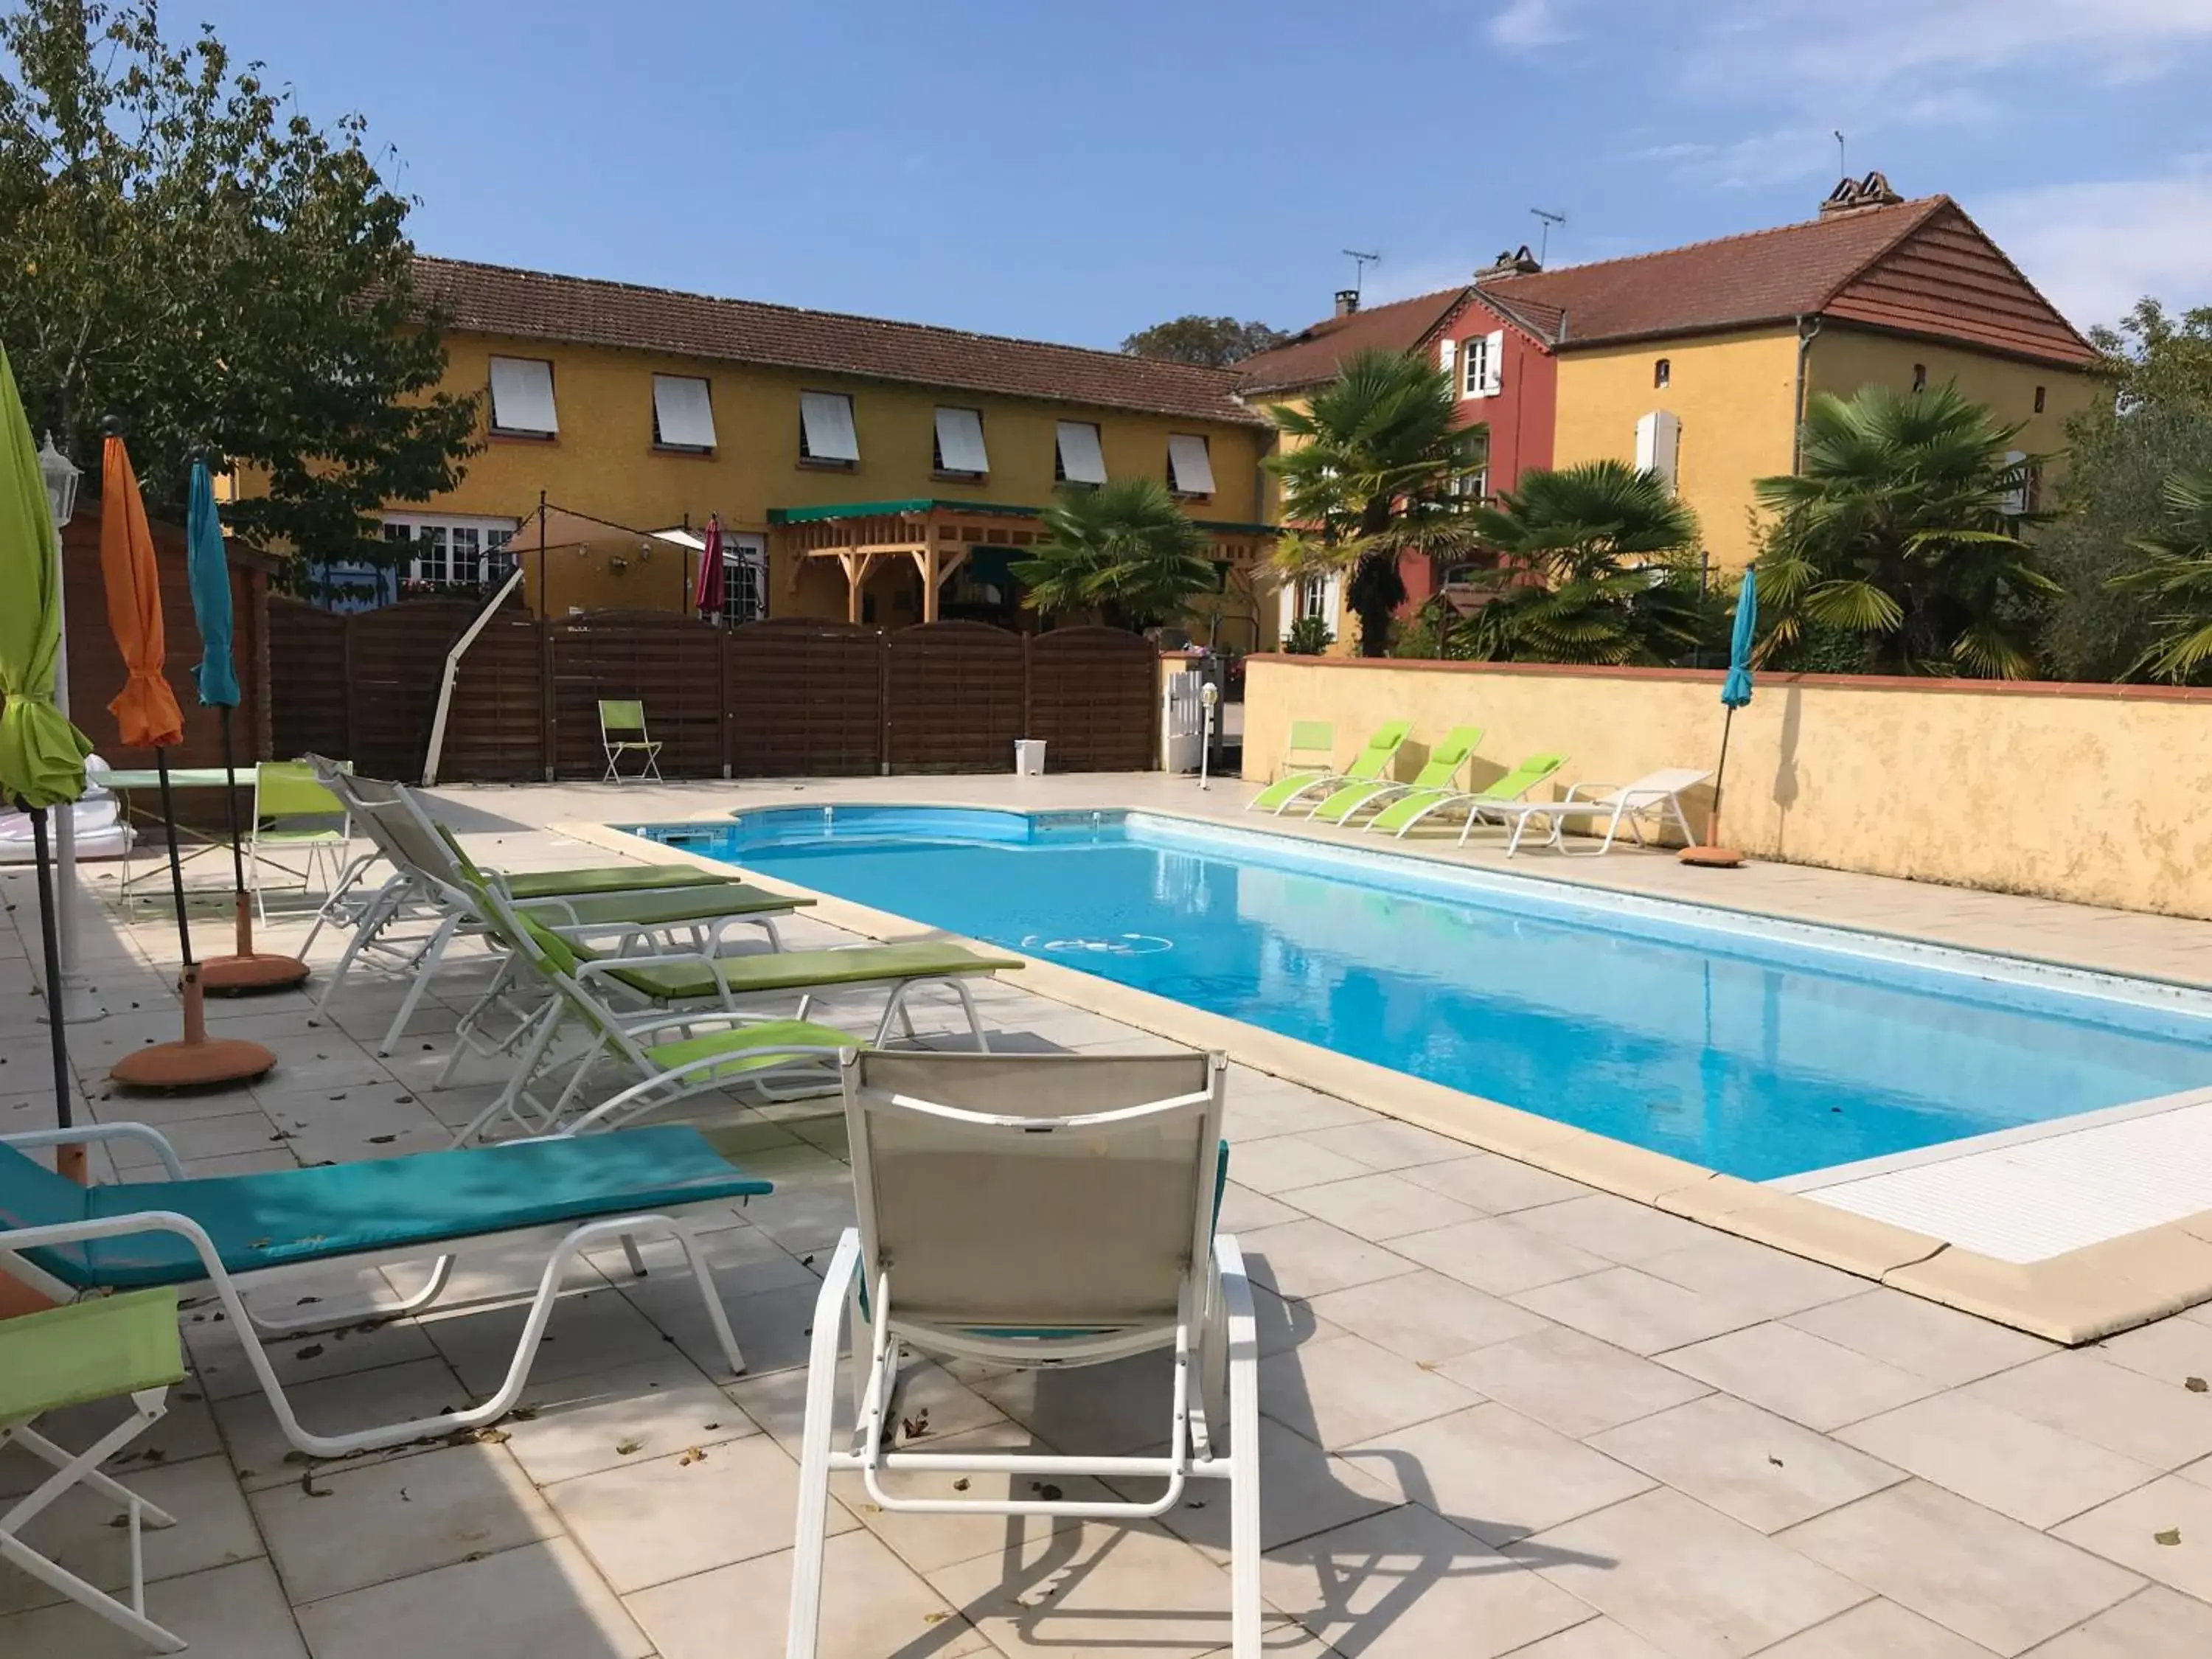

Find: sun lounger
<box><xmin>1481</xmin><ymin>766</ymin><xmax>1709</xmax><ymax>856</ymax></box>
<box><xmin>1247</xmin><ymin>720</ymin><xmax>1409</xmax><ymax>815</ymax></box>
<box><xmin>1310</xmin><ymin>724</ymin><xmax>1484</xmax><ymax>824</ymax></box>
<box><xmin>786</xmin><ymin>1048</ymin><xmax>1260</xmax><ymax>1659</ymax></box>
<box><xmin>1366</xmin><ymin>751</ymin><xmax>1568</xmax><ymax>839</ymax></box>
<box><xmin>0</xmin><ymin>1123</ymin><xmax>770</xmax><ymax>1460</ymax></box>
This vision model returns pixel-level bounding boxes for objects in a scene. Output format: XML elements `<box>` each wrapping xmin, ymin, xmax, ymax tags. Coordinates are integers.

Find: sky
<box><xmin>176</xmin><ymin>0</ymin><xmax>2212</xmax><ymax>349</ymax></box>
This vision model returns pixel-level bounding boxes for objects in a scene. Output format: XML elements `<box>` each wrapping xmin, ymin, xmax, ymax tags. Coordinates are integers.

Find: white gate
<box><xmin>1161</xmin><ymin>669</ymin><xmax>1203</xmax><ymax>773</ymax></box>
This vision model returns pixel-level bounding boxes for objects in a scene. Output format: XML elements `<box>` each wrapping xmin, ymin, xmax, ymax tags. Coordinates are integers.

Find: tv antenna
<box><xmin>1834</xmin><ymin>131</ymin><xmax>1846</xmax><ymax>177</ymax></box>
<box><xmin>1528</xmin><ymin>208</ymin><xmax>1565</xmax><ymax>265</ymax></box>
<box><xmin>1341</xmin><ymin>248</ymin><xmax>1380</xmax><ymax>298</ymax></box>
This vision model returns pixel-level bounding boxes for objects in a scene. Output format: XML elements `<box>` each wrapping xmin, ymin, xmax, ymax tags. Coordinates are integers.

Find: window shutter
<box><xmin>1635</xmin><ymin>410</ymin><xmax>1681</xmax><ymax>494</ymax></box>
<box><xmin>488</xmin><ymin>358</ymin><xmax>558</xmax><ymax>435</ymax></box>
<box><xmin>2001</xmin><ymin>450</ymin><xmax>2028</xmax><ymax>515</ymax></box>
<box><xmin>651</xmin><ymin>375</ymin><xmax>716</xmax><ymax>449</ymax></box>
<box><xmin>933</xmin><ymin>407</ymin><xmax>989</xmax><ymax>474</ymax></box>
<box><xmin>1278</xmin><ymin>579</ymin><xmax>1295</xmax><ymax>642</ymax></box>
<box><xmin>1056</xmin><ymin>420</ymin><xmax>1107</xmax><ymax>485</ymax></box>
<box><xmin>1323</xmin><ymin>573</ymin><xmax>1344</xmax><ymax>636</ymax></box>
<box><xmin>1167</xmin><ymin>434</ymin><xmax>1216</xmax><ymax>495</ymax></box>
<box><xmin>1481</xmin><ymin>330</ymin><xmax>1506</xmax><ymax>397</ymax></box>
<box><xmin>1439</xmin><ymin>335</ymin><xmax>1458</xmax><ymax>381</ymax></box>
<box><xmin>799</xmin><ymin>392</ymin><xmax>860</xmax><ymax>462</ymax></box>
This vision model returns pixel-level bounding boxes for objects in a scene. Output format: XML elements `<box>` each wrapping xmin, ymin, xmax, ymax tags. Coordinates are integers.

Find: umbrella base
<box><xmin>202</xmin><ymin>952</ymin><xmax>311</xmax><ymax>994</ymax></box>
<box><xmin>1678</xmin><ymin>844</ymin><xmax>1745</xmax><ymax>869</ymax></box>
<box><xmin>111</xmin><ymin>1034</ymin><xmax>276</xmax><ymax>1090</ymax></box>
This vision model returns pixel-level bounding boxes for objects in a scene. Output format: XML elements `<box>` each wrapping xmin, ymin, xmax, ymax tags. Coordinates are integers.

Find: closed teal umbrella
<box><xmin>1685</xmin><ymin>568</ymin><xmax>1757</xmax><ymax>867</ymax></box>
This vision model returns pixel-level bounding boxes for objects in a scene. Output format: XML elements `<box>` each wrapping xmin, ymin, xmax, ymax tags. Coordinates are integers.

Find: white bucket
<box><xmin>1013</xmin><ymin>740</ymin><xmax>1047</xmax><ymax>776</ymax></box>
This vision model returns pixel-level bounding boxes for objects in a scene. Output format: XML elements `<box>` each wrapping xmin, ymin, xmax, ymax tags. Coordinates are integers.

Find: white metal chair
<box><xmin>787</xmin><ymin>1048</ymin><xmax>1259</xmax><ymax>1659</ymax></box>
<box><xmin>1486</xmin><ymin>765</ymin><xmax>1709</xmax><ymax>856</ymax></box>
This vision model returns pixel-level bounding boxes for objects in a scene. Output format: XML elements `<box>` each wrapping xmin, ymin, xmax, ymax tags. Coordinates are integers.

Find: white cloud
<box><xmin>1359</xmin><ymin>257</ymin><xmax>1478</xmax><ymax>306</ymax></box>
<box><xmin>1631</xmin><ymin>127</ymin><xmax>1836</xmax><ymax>189</ymax></box>
<box><xmin>1977</xmin><ymin>171</ymin><xmax>2212</xmax><ymax>329</ymax></box>
<box><xmin>1490</xmin><ymin>0</ymin><xmax>1569</xmax><ymax>48</ymax></box>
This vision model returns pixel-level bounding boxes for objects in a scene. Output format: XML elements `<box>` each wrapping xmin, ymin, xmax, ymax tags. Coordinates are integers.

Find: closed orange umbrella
<box><xmin>97</xmin><ymin>435</ymin><xmax>184</xmax><ymax>748</ymax></box>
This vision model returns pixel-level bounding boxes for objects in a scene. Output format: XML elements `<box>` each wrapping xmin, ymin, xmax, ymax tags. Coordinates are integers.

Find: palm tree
<box><xmin>1011</xmin><ymin>478</ymin><xmax>1216</xmax><ymax>630</ymax></box>
<box><xmin>1455</xmin><ymin>461</ymin><xmax>1708</xmax><ymax>665</ymax></box>
<box><xmin>2110</xmin><ymin>468</ymin><xmax>2212</xmax><ymax>683</ymax></box>
<box><xmin>1265</xmin><ymin>349</ymin><xmax>1477</xmax><ymax>656</ymax></box>
<box><xmin>1755</xmin><ymin>383</ymin><xmax>2053</xmax><ymax>677</ymax></box>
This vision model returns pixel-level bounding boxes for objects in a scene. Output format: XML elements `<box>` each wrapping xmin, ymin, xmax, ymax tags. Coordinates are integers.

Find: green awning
<box><xmin>768</xmin><ymin>498</ymin><xmax>1043</xmax><ymax>526</ymax></box>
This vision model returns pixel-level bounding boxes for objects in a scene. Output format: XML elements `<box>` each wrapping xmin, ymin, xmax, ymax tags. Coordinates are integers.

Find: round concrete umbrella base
<box><xmin>201</xmin><ymin>952</ymin><xmax>311</xmax><ymax>994</ymax></box>
<box><xmin>1678</xmin><ymin>844</ymin><xmax>1745</xmax><ymax>869</ymax></box>
<box><xmin>110</xmin><ymin>1034</ymin><xmax>276</xmax><ymax>1089</ymax></box>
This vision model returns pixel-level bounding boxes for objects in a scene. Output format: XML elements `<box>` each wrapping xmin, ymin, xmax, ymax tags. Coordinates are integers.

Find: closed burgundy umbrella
<box><xmin>692</xmin><ymin>515</ymin><xmax>726</xmax><ymax>621</ymax></box>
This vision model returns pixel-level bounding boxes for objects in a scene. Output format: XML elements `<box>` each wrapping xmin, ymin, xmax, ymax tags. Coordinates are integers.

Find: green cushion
<box><xmin>605</xmin><ymin>942</ymin><xmax>1021</xmax><ymax>1003</ymax></box>
<box><xmin>647</xmin><ymin>1018</ymin><xmax>857</xmax><ymax>1082</ymax></box>
<box><xmin>503</xmin><ymin>866</ymin><xmax>742</xmax><ymax>901</ymax></box>
<box><xmin>535</xmin><ymin>885</ymin><xmax>810</xmax><ymax>929</ymax></box>
<box><xmin>0</xmin><ymin>1289</ymin><xmax>186</xmax><ymax>1420</ymax></box>
<box><xmin>19</xmin><ymin>1130</ymin><xmax>771</xmax><ymax>1293</ymax></box>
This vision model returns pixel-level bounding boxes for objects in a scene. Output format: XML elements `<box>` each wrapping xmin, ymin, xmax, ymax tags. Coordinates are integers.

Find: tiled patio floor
<box><xmin>4</xmin><ymin>776</ymin><xmax>2211</xmax><ymax>1658</ymax></box>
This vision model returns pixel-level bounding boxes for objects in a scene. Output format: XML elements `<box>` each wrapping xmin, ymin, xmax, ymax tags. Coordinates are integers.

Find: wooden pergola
<box><xmin>769</xmin><ymin>498</ymin><xmax>1276</xmax><ymax>625</ymax></box>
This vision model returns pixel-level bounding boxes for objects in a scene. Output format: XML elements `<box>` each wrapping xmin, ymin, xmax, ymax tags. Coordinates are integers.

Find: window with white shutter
<box><xmin>1054</xmin><ymin>420</ymin><xmax>1107</xmax><ymax>486</ymax></box>
<box><xmin>1167</xmin><ymin>434</ymin><xmax>1216</xmax><ymax>498</ymax></box>
<box><xmin>651</xmin><ymin>375</ymin><xmax>717</xmax><ymax>451</ymax></box>
<box><xmin>488</xmin><ymin>357</ymin><xmax>558</xmax><ymax>436</ymax></box>
<box><xmin>1479</xmin><ymin>330</ymin><xmax>1506</xmax><ymax>397</ymax></box>
<box><xmin>933</xmin><ymin>407</ymin><xmax>989</xmax><ymax>476</ymax></box>
<box><xmin>1635</xmin><ymin>410</ymin><xmax>1682</xmax><ymax>495</ymax></box>
<box><xmin>1458</xmin><ymin>335</ymin><xmax>1482</xmax><ymax>399</ymax></box>
<box><xmin>798</xmin><ymin>391</ymin><xmax>860</xmax><ymax>465</ymax></box>
<box><xmin>1439</xmin><ymin>335</ymin><xmax>1458</xmax><ymax>382</ymax></box>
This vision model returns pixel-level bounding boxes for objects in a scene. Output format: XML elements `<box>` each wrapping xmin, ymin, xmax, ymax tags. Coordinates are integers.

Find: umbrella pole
<box><xmin>24</xmin><ymin>800</ymin><xmax>86</xmax><ymax>1183</ymax></box>
<box><xmin>153</xmin><ymin>749</ymin><xmax>195</xmax><ymax>973</ymax></box>
<box><xmin>197</xmin><ymin>716</ymin><xmax>307</xmax><ymax>994</ymax></box>
<box><xmin>1708</xmin><ymin>703</ymin><xmax>1737</xmax><ymax>846</ymax></box>
<box><xmin>220</xmin><ymin>709</ymin><xmax>250</xmax><ymax>953</ymax></box>
<box><xmin>1680</xmin><ymin>704</ymin><xmax>1745</xmax><ymax>869</ymax></box>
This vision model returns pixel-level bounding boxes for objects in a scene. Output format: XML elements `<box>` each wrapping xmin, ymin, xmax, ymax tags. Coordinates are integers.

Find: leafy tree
<box><xmin>2107</xmin><ymin>469</ymin><xmax>2212</xmax><ymax>683</ymax></box>
<box><xmin>1453</xmin><ymin>461</ymin><xmax>1708</xmax><ymax>665</ymax></box>
<box><xmin>0</xmin><ymin>0</ymin><xmax>477</xmax><ymax>575</ymax></box>
<box><xmin>1264</xmin><ymin>349</ymin><xmax>1478</xmax><ymax>656</ymax></box>
<box><xmin>1011</xmin><ymin>478</ymin><xmax>1217</xmax><ymax>630</ymax></box>
<box><xmin>2083</xmin><ymin>298</ymin><xmax>2212</xmax><ymax>422</ymax></box>
<box><xmin>1121</xmin><ymin>315</ymin><xmax>1288</xmax><ymax>368</ymax></box>
<box><xmin>1754</xmin><ymin>383</ymin><xmax>2052</xmax><ymax>677</ymax></box>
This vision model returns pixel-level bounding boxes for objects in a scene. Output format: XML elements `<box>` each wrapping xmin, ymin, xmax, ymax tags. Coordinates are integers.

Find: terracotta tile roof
<box><xmin>409</xmin><ymin>256</ymin><xmax>1267</xmax><ymax>426</ymax></box>
<box><xmin>1232</xmin><ymin>288</ymin><xmax>1470</xmax><ymax>393</ymax></box>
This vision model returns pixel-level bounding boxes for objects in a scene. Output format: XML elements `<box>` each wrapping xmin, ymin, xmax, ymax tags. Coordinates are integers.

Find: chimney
<box><xmin>1334</xmin><ymin>288</ymin><xmax>1360</xmax><ymax>317</ymax></box>
<box><xmin>1475</xmin><ymin>244</ymin><xmax>1542</xmax><ymax>278</ymax></box>
<box><xmin>1819</xmin><ymin>170</ymin><xmax>1904</xmax><ymax>218</ymax></box>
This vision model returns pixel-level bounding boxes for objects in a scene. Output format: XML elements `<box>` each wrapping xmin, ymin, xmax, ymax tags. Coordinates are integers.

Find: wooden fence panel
<box><xmin>345</xmin><ymin>599</ymin><xmax>474</xmax><ymax>779</ymax></box>
<box><xmin>727</xmin><ymin>619</ymin><xmax>885</xmax><ymax>777</ymax></box>
<box><xmin>438</xmin><ymin>605</ymin><xmax>546</xmax><ymax>782</ymax></box>
<box><xmin>886</xmin><ymin>621</ymin><xmax>1024</xmax><ymax>773</ymax></box>
<box><xmin>1026</xmin><ymin>627</ymin><xmax>1158</xmax><ymax>772</ymax></box>
<box><xmin>266</xmin><ymin>597</ymin><xmax>350</xmax><ymax>765</ymax></box>
<box><xmin>549</xmin><ymin>611</ymin><xmax>727</xmax><ymax>779</ymax></box>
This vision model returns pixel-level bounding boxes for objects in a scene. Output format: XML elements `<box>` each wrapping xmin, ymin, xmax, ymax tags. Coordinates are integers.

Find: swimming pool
<box><xmin>636</xmin><ymin>806</ymin><xmax>2212</xmax><ymax>1181</ymax></box>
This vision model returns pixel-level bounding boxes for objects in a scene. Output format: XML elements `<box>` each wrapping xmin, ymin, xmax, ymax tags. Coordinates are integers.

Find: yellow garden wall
<box><xmin>1245</xmin><ymin>655</ymin><xmax>2212</xmax><ymax>919</ymax></box>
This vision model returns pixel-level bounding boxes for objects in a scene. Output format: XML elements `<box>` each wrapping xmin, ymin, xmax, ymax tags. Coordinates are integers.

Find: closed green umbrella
<box><xmin>0</xmin><ymin>341</ymin><xmax>92</xmax><ymax>1147</ymax></box>
<box><xmin>1683</xmin><ymin>567</ymin><xmax>1757</xmax><ymax>869</ymax></box>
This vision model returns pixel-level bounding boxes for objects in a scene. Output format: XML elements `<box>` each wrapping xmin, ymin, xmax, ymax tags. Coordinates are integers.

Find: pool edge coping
<box><xmin>554</xmin><ymin>812</ymin><xmax>2212</xmax><ymax>1348</ymax></box>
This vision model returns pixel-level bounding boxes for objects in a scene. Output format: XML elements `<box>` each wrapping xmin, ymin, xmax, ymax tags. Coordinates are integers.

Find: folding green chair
<box><xmin>246</xmin><ymin>759</ymin><xmax>352</xmax><ymax>922</ymax></box>
<box><xmin>1310</xmin><ymin>724</ymin><xmax>1485</xmax><ymax>824</ymax></box>
<box><xmin>1368</xmin><ymin>751</ymin><xmax>1568</xmax><ymax>841</ymax></box>
<box><xmin>599</xmin><ymin>700</ymin><xmax>664</xmax><ymax>784</ymax></box>
<box><xmin>1</xmin><ymin>1290</ymin><xmax>187</xmax><ymax>1651</ymax></box>
<box><xmin>1247</xmin><ymin>720</ymin><xmax>1411</xmax><ymax>814</ymax></box>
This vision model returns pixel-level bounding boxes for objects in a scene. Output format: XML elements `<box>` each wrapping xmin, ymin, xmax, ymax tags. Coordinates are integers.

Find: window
<box><xmin>1446</xmin><ymin>428</ymin><xmax>1491</xmax><ymax>501</ymax></box>
<box><xmin>381</xmin><ymin>514</ymin><xmax>517</xmax><ymax>588</ymax></box>
<box><xmin>798</xmin><ymin>390</ymin><xmax>859</xmax><ymax>465</ymax></box>
<box><xmin>1299</xmin><ymin>576</ymin><xmax>1333</xmax><ymax>621</ymax></box>
<box><xmin>2000</xmin><ymin>449</ymin><xmax>2039</xmax><ymax>517</ymax></box>
<box><xmin>1054</xmin><ymin>420</ymin><xmax>1107</xmax><ymax>485</ymax></box>
<box><xmin>932</xmin><ymin>406</ymin><xmax>989</xmax><ymax>477</ymax></box>
<box><xmin>2034</xmin><ymin>384</ymin><xmax>2047</xmax><ymax>414</ymax></box>
<box><xmin>1911</xmin><ymin>363</ymin><xmax>1928</xmax><ymax>392</ymax></box>
<box><xmin>1635</xmin><ymin>409</ymin><xmax>1682</xmax><ymax>495</ymax></box>
<box><xmin>1654</xmin><ymin>358</ymin><xmax>1672</xmax><ymax>389</ymax></box>
<box><xmin>487</xmin><ymin>357</ymin><xmax>558</xmax><ymax>437</ymax></box>
<box><xmin>717</xmin><ymin>532</ymin><xmax>768</xmax><ymax>624</ymax></box>
<box><xmin>1166</xmin><ymin>434</ymin><xmax>1216</xmax><ymax>498</ymax></box>
<box><xmin>1461</xmin><ymin>329</ymin><xmax>1505</xmax><ymax>399</ymax></box>
<box><xmin>651</xmin><ymin>375</ymin><xmax>717</xmax><ymax>451</ymax></box>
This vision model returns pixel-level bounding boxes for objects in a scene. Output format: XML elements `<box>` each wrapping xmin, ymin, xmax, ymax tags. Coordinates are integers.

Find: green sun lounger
<box><xmin>1</xmin><ymin>1288</ymin><xmax>189</xmax><ymax>1650</ymax></box>
<box><xmin>500</xmin><ymin>862</ymin><xmax>743</xmax><ymax>901</ymax></box>
<box><xmin>1311</xmin><ymin>725</ymin><xmax>1485</xmax><ymax>823</ymax></box>
<box><xmin>0</xmin><ymin>1123</ymin><xmax>771</xmax><ymax>1463</ymax></box>
<box><xmin>594</xmin><ymin>939</ymin><xmax>1022</xmax><ymax>1006</ymax></box>
<box><xmin>1367</xmin><ymin>751</ymin><xmax>1568</xmax><ymax>838</ymax></box>
<box><xmin>1248</xmin><ymin>720</ymin><xmax>1411</xmax><ymax>814</ymax></box>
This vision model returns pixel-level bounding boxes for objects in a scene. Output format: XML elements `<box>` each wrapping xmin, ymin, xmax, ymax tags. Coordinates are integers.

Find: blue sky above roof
<box><xmin>193</xmin><ymin>0</ymin><xmax>2211</xmax><ymax>344</ymax></box>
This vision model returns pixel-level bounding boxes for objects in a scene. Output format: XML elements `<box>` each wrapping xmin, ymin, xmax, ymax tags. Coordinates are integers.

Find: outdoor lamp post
<box><xmin>1199</xmin><ymin>681</ymin><xmax>1220</xmax><ymax>791</ymax></box>
<box><xmin>39</xmin><ymin>430</ymin><xmax>81</xmax><ymax>528</ymax></box>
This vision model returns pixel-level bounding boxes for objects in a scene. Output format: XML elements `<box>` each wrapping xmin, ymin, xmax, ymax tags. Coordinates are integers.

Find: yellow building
<box><xmin>365</xmin><ymin>257</ymin><xmax>1274</xmax><ymax>632</ymax></box>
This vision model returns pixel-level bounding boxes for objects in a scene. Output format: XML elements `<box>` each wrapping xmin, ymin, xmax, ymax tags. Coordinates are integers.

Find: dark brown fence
<box><xmin>267</xmin><ymin>607</ymin><xmax>1158</xmax><ymax>781</ymax></box>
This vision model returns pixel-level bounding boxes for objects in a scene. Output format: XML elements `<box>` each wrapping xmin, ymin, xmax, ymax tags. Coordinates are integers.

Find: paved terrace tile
<box><xmin>1</xmin><ymin>776</ymin><xmax>2210</xmax><ymax>1658</ymax></box>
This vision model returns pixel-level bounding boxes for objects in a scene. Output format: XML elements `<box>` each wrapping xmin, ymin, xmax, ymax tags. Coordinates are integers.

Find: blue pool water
<box><xmin>639</xmin><ymin>807</ymin><xmax>2212</xmax><ymax>1180</ymax></box>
